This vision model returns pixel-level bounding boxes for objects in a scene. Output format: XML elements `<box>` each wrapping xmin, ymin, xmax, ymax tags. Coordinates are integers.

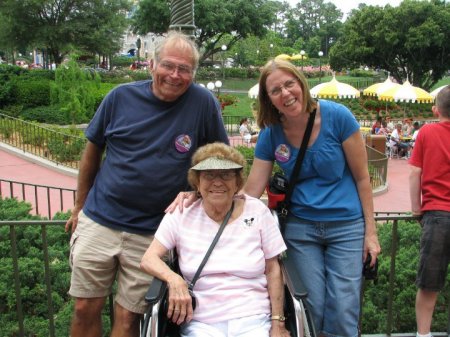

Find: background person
<box><xmin>409</xmin><ymin>85</ymin><xmax>450</xmax><ymax>337</ymax></box>
<box><xmin>239</xmin><ymin>117</ymin><xmax>258</xmax><ymax>143</ymax></box>
<box><xmin>65</xmin><ymin>31</ymin><xmax>229</xmax><ymax>337</ymax></box>
<box><xmin>410</xmin><ymin>121</ymin><xmax>421</xmax><ymax>148</ymax></box>
<box><xmin>371</xmin><ymin>116</ymin><xmax>382</xmax><ymax>134</ymax></box>
<box><xmin>141</xmin><ymin>143</ymin><xmax>290</xmax><ymax>337</ymax></box>
<box><xmin>403</xmin><ymin>118</ymin><xmax>414</xmax><ymax>137</ymax></box>
<box><xmin>390</xmin><ymin>122</ymin><xmax>411</xmax><ymax>158</ymax></box>
<box><xmin>376</xmin><ymin>120</ymin><xmax>389</xmax><ymax>136</ymax></box>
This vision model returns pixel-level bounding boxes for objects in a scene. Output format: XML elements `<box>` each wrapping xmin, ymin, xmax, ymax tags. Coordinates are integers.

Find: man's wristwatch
<box><xmin>271</xmin><ymin>315</ymin><xmax>286</xmax><ymax>322</ymax></box>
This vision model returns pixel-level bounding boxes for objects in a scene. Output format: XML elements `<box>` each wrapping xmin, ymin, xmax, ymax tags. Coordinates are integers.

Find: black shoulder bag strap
<box><xmin>188</xmin><ymin>201</ymin><xmax>235</xmax><ymax>292</ymax></box>
<box><xmin>278</xmin><ymin>108</ymin><xmax>316</xmax><ymax>231</ymax></box>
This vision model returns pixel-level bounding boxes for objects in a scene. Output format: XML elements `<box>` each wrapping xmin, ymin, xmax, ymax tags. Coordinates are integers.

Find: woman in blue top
<box><xmin>244</xmin><ymin>59</ymin><xmax>381</xmax><ymax>337</ymax></box>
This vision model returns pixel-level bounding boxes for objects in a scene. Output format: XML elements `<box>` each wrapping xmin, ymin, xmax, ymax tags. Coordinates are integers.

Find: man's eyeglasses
<box><xmin>158</xmin><ymin>61</ymin><xmax>193</xmax><ymax>76</ymax></box>
<box><xmin>268</xmin><ymin>79</ymin><xmax>298</xmax><ymax>96</ymax></box>
<box><xmin>201</xmin><ymin>171</ymin><xmax>237</xmax><ymax>181</ymax></box>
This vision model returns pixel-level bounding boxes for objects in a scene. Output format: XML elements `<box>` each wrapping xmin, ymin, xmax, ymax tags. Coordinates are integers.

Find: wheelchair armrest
<box><xmin>144</xmin><ymin>276</ymin><xmax>168</xmax><ymax>305</ymax></box>
<box><xmin>281</xmin><ymin>256</ymin><xmax>308</xmax><ymax>300</ymax></box>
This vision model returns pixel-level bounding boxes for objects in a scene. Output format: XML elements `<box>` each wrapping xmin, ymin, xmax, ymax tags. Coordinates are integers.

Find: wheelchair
<box><xmin>140</xmin><ymin>214</ymin><xmax>317</xmax><ymax>337</ymax></box>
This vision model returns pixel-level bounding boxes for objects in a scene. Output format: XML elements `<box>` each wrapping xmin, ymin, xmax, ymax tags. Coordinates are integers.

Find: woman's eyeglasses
<box><xmin>268</xmin><ymin>79</ymin><xmax>298</xmax><ymax>96</ymax></box>
<box><xmin>201</xmin><ymin>171</ymin><xmax>237</xmax><ymax>181</ymax></box>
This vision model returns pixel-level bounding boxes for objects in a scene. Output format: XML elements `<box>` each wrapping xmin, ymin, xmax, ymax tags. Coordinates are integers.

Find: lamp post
<box><xmin>136</xmin><ymin>38</ymin><xmax>141</xmax><ymax>65</ymax></box>
<box><xmin>206</xmin><ymin>82</ymin><xmax>215</xmax><ymax>94</ymax></box>
<box><xmin>269</xmin><ymin>43</ymin><xmax>274</xmax><ymax>57</ymax></box>
<box><xmin>318</xmin><ymin>51</ymin><xmax>324</xmax><ymax>83</ymax></box>
<box><xmin>300</xmin><ymin>50</ymin><xmax>305</xmax><ymax>72</ymax></box>
<box><xmin>221</xmin><ymin>44</ymin><xmax>227</xmax><ymax>79</ymax></box>
<box><xmin>215</xmin><ymin>80</ymin><xmax>222</xmax><ymax>95</ymax></box>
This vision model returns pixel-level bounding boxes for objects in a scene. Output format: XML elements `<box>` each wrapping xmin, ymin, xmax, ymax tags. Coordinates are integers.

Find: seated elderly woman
<box><xmin>140</xmin><ymin>142</ymin><xmax>290</xmax><ymax>337</ymax></box>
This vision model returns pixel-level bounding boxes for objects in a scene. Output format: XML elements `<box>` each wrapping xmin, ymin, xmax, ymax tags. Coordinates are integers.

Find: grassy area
<box><xmin>432</xmin><ymin>76</ymin><xmax>450</xmax><ymax>89</ymax></box>
<box><xmin>222</xmin><ymin>93</ymin><xmax>255</xmax><ymax>117</ymax></box>
<box><xmin>210</xmin><ymin>75</ymin><xmax>376</xmax><ymax>92</ymax></box>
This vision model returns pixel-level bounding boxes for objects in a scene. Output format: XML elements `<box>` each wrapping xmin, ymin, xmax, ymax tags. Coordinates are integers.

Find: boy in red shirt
<box><xmin>409</xmin><ymin>85</ymin><xmax>450</xmax><ymax>337</ymax></box>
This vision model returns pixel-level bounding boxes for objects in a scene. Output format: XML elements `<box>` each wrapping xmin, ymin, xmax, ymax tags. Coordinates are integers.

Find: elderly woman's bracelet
<box><xmin>271</xmin><ymin>315</ymin><xmax>286</xmax><ymax>322</ymax></box>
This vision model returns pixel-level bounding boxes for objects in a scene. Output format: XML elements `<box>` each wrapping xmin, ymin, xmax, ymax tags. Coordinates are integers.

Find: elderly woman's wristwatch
<box><xmin>271</xmin><ymin>314</ymin><xmax>286</xmax><ymax>322</ymax></box>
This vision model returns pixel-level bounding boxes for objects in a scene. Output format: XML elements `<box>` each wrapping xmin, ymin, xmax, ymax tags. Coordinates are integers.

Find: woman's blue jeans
<box><xmin>284</xmin><ymin>216</ymin><xmax>365</xmax><ymax>337</ymax></box>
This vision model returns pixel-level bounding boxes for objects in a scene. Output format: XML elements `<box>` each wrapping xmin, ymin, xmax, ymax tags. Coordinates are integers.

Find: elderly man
<box><xmin>65</xmin><ymin>31</ymin><xmax>229</xmax><ymax>337</ymax></box>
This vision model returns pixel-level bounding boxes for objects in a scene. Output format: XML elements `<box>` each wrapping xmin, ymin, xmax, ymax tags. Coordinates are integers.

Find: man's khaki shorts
<box><xmin>69</xmin><ymin>211</ymin><xmax>154</xmax><ymax>314</ymax></box>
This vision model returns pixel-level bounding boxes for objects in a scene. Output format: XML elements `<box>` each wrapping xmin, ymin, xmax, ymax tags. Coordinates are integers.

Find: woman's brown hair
<box><xmin>257</xmin><ymin>59</ymin><xmax>317</xmax><ymax>129</ymax></box>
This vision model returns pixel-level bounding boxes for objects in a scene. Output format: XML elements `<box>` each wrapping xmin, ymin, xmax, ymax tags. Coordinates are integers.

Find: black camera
<box><xmin>363</xmin><ymin>255</ymin><xmax>378</xmax><ymax>282</ymax></box>
<box><xmin>269</xmin><ymin>172</ymin><xmax>288</xmax><ymax>194</ymax></box>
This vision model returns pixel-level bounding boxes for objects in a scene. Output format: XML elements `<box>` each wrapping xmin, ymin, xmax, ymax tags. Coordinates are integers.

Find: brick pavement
<box><xmin>0</xmin><ymin>145</ymin><xmax>412</xmax><ymax>217</ymax></box>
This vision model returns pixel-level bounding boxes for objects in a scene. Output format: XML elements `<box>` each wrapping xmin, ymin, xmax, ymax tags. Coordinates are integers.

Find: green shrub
<box><xmin>98</xmin><ymin>69</ymin><xmax>134</xmax><ymax>84</ymax></box>
<box><xmin>235</xmin><ymin>145</ymin><xmax>255</xmax><ymax>177</ymax></box>
<box><xmin>111</xmin><ymin>55</ymin><xmax>136</xmax><ymax>67</ymax></box>
<box><xmin>0</xmin><ymin>81</ymin><xmax>16</xmax><ymax>108</ymax></box>
<box><xmin>362</xmin><ymin>220</ymin><xmax>449</xmax><ymax>333</ymax></box>
<box><xmin>0</xmin><ymin>123</ymin><xmax>12</xmax><ymax>139</ymax></box>
<box><xmin>1</xmin><ymin>104</ymin><xmax>23</xmax><ymax>118</ymax></box>
<box><xmin>20</xmin><ymin>126</ymin><xmax>48</xmax><ymax>147</ymax></box>
<box><xmin>349</xmin><ymin>69</ymin><xmax>373</xmax><ymax>77</ymax></box>
<box><xmin>13</xmin><ymin>79</ymin><xmax>51</xmax><ymax>108</ymax></box>
<box><xmin>91</xmin><ymin>83</ymin><xmax>118</xmax><ymax>113</ymax></box>
<box><xmin>20</xmin><ymin>105</ymin><xmax>69</xmax><ymax>124</ymax></box>
<box><xmin>47</xmin><ymin>136</ymin><xmax>86</xmax><ymax>162</ymax></box>
<box><xmin>51</xmin><ymin>55</ymin><xmax>100</xmax><ymax>125</ymax></box>
<box><xmin>19</xmin><ymin>69</ymin><xmax>55</xmax><ymax>81</ymax></box>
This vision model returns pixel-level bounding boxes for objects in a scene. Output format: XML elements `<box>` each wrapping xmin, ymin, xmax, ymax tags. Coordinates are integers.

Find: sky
<box><xmin>286</xmin><ymin>0</ymin><xmax>403</xmax><ymax>19</ymax></box>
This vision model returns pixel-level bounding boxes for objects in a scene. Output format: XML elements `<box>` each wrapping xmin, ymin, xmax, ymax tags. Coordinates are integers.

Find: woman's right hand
<box><xmin>165</xmin><ymin>191</ymin><xmax>198</xmax><ymax>214</ymax></box>
<box><xmin>167</xmin><ymin>274</ymin><xmax>194</xmax><ymax>324</ymax></box>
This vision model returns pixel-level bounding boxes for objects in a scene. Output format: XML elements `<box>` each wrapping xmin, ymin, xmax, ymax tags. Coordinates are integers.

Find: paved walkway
<box><xmin>0</xmin><ymin>145</ymin><xmax>77</xmax><ymax>218</ymax></box>
<box><xmin>0</xmin><ymin>144</ymin><xmax>412</xmax><ymax>218</ymax></box>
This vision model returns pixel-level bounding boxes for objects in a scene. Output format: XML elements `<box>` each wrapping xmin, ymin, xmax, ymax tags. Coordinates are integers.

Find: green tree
<box><xmin>51</xmin><ymin>55</ymin><xmax>100</xmax><ymax>124</ymax></box>
<box><xmin>285</xmin><ymin>0</ymin><xmax>343</xmax><ymax>57</ymax></box>
<box><xmin>0</xmin><ymin>0</ymin><xmax>130</xmax><ymax>66</ymax></box>
<box><xmin>329</xmin><ymin>1</ymin><xmax>450</xmax><ymax>90</ymax></box>
<box><xmin>132</xmin><ymin>0</ymin><xmax>278</xmax><ymax>64</ymax></box>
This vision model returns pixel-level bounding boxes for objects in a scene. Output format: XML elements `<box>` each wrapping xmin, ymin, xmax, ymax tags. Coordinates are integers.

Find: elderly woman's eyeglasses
<box><xmin>268</xmin><ymin>79</ymin><xmax>298</xmax><ymax>97</ymax></box>
<box><xmin>158</xmin><ymin>61</ymin><xmax>193</xmax><ymax>76</ymax></box>
<box><xmin>201</xmin><ymin>171</ymin><xmax>237</xmax><ymax>181</ymax></box>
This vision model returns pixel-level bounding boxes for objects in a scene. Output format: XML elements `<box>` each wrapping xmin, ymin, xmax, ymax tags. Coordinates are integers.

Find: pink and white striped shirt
<box><xmin>155</xmin><ymin>195</ymin><xmax>287</xmax><ymax>324</ymax></box>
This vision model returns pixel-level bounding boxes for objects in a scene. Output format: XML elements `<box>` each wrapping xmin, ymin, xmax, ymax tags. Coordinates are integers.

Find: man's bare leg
<box><xmin>70</xmin><ymin>297</ymin><xmax>106</xmax><ymax>337</ymax></box>
<box><xmin>110</xmin><ymin>302</ymin><xmax>142</xmax><ymax>337</ymax></box>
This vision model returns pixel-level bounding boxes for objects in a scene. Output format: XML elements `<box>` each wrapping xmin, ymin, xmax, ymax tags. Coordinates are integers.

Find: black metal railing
<box><xmin>1</xmin><ymin>206</ymin><xmax>449</xmax><ymax>337</ymax></box>
<box><xmin>0</xmin><ymin>178</ymin><xmax>76</xmax><ymax>219</ymax></box>
<box><xmin>0</xmin><ymin>113</ymin><xmax>87</xmax><ymax>170</ymax></box>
